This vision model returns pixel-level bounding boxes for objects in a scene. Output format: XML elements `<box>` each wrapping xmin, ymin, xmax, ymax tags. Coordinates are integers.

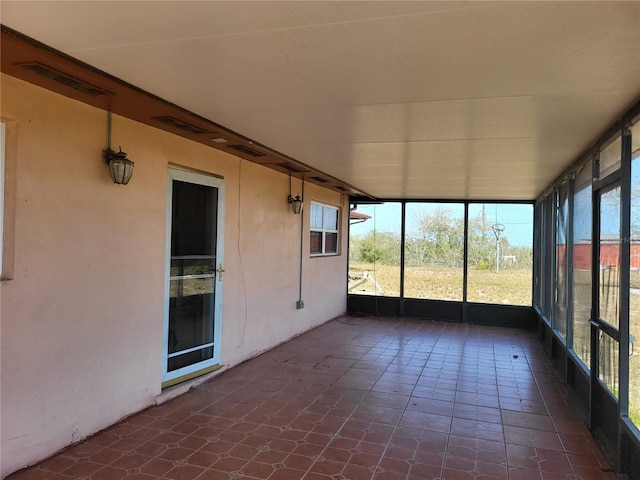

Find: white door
<box><xmin>163</xmin><ymin>168</ymin><xmax>225</xmax><ymax>386</ymax></box>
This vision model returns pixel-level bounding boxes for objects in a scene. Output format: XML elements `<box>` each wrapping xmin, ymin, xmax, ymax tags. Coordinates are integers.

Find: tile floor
<box><xmin>8</xmin><ymin>316</ymin><xmax>616</xmax><ymax>480</ymax></box>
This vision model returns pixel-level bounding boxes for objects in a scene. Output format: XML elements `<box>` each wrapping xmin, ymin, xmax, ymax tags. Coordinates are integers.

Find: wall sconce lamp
<box><xmin>289</xmin><ymin>194</ymin><xmax>303</xmax><ymax>215</ymax></box>
<box><xmin>288</xmin><ymin>174</ymin><xmax>303</xmax><ymax>214</ymax></box>
<box><xmin>102</xmin><ymin>111</ymin><xmax>134</xmax><ymax>185</ymax></box>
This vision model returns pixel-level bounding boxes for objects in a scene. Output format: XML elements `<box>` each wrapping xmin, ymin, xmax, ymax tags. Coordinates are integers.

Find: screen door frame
<box><xmin>162</xmin><ymin>168</ymin><xmax>225</xmax><ymax>386</ymax></box>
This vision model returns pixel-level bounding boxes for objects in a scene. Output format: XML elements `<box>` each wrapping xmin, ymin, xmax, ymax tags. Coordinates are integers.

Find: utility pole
<box><xmin>492</xmin><ymin>223</ymin><xmax>505</xmax><ymax>273</ymax></box>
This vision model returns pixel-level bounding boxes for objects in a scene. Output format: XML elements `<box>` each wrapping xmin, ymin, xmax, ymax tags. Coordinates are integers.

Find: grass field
<box><xmin>348</xmin><ymin>262</ymin><xmax>532</xmax><ymax>306</ymax></box>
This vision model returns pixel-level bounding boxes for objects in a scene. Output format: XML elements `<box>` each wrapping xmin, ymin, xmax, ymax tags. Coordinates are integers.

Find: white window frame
<box><xmin>310</xmin><ymin>201</ymin><xmax>340</xmax><ymax>257</ymax></box>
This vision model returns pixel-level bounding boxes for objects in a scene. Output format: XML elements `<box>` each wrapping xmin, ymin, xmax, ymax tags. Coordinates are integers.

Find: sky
<box><xmin>350</xmin><ymin>202</ymin><xmax>534</xmax><ymax>248</ymax></box>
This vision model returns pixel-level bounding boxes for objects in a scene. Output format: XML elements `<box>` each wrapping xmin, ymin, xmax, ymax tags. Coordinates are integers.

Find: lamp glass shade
<box><xmin>109</xmin><ymin>158</ymin><xmax>134</xmax><ymax>185</ymax></box>
<box><xmin>291</xmin><ymin>198</ymin><xmax>303</xmax><ymax>214</ymax></box>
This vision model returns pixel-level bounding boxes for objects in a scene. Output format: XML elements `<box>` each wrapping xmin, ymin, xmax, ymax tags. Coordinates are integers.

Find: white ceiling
<box><xmin>2</xmin><ymin>1</ymin><xmax>640</xmax><ymax>200</ymax></box>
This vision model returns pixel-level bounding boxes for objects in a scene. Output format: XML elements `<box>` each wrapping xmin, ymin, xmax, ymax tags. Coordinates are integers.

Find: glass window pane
<box><xmin>404</xmin><ymin>203</ymin><xmax>464</xmax><ymax>301</ymax></box>
<box><xmin>325</xmin><ymin>207</ymin><xmax>338</xmax><ymax>230</ymax></box>
<box><xmin>348</xmin><ymin>203</ymin><xmax>401</xmax><ymax>297</ymax></box>
<box><xmin>467</xmin><ymin>204</ymin><xmax>533</xmax><ymax>306</ymax></box>
<box><xmin>599</xmin><ymin>186</ymin><xmax>620</xmax><ymax>329</ymax></box>
<box><xmin>628</xmin><ymin>123</ymin><xmax>640</xmax><ymax>427</ymax></box>
<box><xmin>310</xmin><ymin>231</ymin><xmax>322</xmax><ymax>254</ymax></box>
<box><xmin>599</xmin><ymin>331</ymin><xmax>619</xmax><ymax>398</ymax></box>
<box><xmin>555</xmin><ymin>185</ymin><xmax>569</xmax><ymax>339</ymax></box>
<box><xmin>310</xmin><ymin>203</ymin><xmax>323</xmax><ymax>229</ymax></box>
<box><xmin>325</xmin><ymin>232</ymin><xmax>338</xmax><ymax>254</ymax></box>
<box><xmin>572</xmin><ymin>160</ymin><xmax>592</xmax><ymax>367</ymax></box>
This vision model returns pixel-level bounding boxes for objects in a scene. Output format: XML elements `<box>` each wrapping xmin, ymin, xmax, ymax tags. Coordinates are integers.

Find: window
<box><xmin>467</xmin><ymin>203</ymin><xmax>533</xmax><ymax>306</ymax></box>
<box><xmin>572</xmin><ymin>160</ymin><xmax>592</xmax><ymax>367</ymax></box>
<box><xmin>404</xmin><ymin>203</ymin><xmax>464</xmax><ymax>301</ymax></box>
<box><xmin>348</xmin><ymin>203</ymin><xmax>401</xmax><ymax>296</ymax></box>
<box><xmin>310</xmin><ymin>202</ymin><xmax>339</xmax><ymax>256</ymax></box>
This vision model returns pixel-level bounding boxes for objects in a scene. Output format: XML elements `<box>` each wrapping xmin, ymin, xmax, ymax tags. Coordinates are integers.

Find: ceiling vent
<box><xmin>229</xmin><ymin>145</ymin><xmax>266</xmax><ymax>157</ymax></box>
<box><xmin>152</xmin><ymin>116</ymin><xmax>210</xmax><ymax>135</ymax></box>
<box><xmin>309</xmin><ymin>176</ymin><xmax>329</xmax><ymax>183</ymax></box>
<box><xmin>278</xmin><ymin>163</ymin><xmax>307</xmax><ymax>173</ymax></box>
<box><xmin>20</xmin><ymin>62</ymin><xmax>107</xmax><ymax>97</ymax></box>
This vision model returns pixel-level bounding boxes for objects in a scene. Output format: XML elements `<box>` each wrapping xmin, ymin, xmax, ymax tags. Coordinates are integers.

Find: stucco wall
<box><xmin>0</xmin><ymin>74</ymin><xmax>348</xmax><ymax>477</ymax></box>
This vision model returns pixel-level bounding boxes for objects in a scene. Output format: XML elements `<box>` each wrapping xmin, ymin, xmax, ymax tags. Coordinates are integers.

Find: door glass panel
<box><xmin>572</xmin><ymin>160</ymin><xmax>592</xmax><ymax>367</ymax></box>
<box><xmin>599</xmin><ymin>186</ymin><xmax>621</xmax><ymax>329</ymax></box>
<box><xmin>349</xmin><ymin>203</ymin><xmax>401</xmax><ymax>297</ymax></box>
<box><xmin>168</xmin><ymin>347</ymin><xmax>214</xmax><ymax>372</ymax></box>
<box><xmin>168</xmin><ymin>180</ymin><xmax>217</xmax><ymax>373</ymax></box>
<box><xmin>168</xmin><ymin>293</ymin><xmax>214</xmax><ymax>355</ymax></box>
<box><xmin>404</xmin><ymin>203</ymin><xmax>464</xmax><ymax>301</ymax></box>
<box><xmin>170</xmin><ymin>258</ymin><xmax>215</xmax><ymax>297</ymax></box>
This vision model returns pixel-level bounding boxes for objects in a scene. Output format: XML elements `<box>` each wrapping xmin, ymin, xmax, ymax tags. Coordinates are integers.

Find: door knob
<box><xmin>216</xmin><ymin>264</ymin><xmax>225</xmax><ymax>281</ymax></box>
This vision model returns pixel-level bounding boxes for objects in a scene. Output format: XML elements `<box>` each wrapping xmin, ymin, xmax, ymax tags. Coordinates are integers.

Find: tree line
<box><xmin>350</xmin><ymin>207</ymin><xmax>532</xmax><ymax>270</ymax></box>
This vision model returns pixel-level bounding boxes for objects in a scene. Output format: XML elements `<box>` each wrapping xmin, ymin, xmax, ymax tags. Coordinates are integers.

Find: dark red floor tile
<box><xmin>506</xmin><ymin>444</ymin><xmax>572</xmax><ymax>474</ymax></box>
<box><xmin>379</xmin><ymin>456</ymin><xmax>411</xmax><ymax>475</ymax></box>
<box><xmin>240</xmin><ymin>461</ymin><xmax>277</xmax><ymax>478</ymax></box>
<box><xmin>8</xmin><ymin>319</ymin><xmax>620</xmax><ymax>480</ymax></box>
<box><xmin>210</xmin><ymin>455</ymin><xmax>247</xmax><ymax>473</ymax></box>
<box><xmin>399</xmin><ymin>411</ymin><xmax>452</xmax><ymax>434</ymax></box>
<box><xmin>90</xmin><ymin>465</ymin><xmax>128</xmax><ymax>480</ymax></box>
<box><xmin>441</xmin><ymin>465</ymin><xmax>507</xmax><ymax>479</ymax></box>
<box><xmin>157</xmin><ymin>446</ymin><xmax>194</xmax><ymax>462</ymax></box>
<box><xmin>36</xmin><ymin>456</ymin><xmax>77</xmax><ymax>474</ymax></box>
<box><xmin>266</xmin><ymin>467</ymin><xmax>306</xmax><ymax>479</ymax></box>
<box><xmin>135</xmin><ymin>441</ymin><xmax>168</xmax><ymax>457</ymax></box>
<box><xmin>347</xmin><ymin>452</ymin><xmax>380</xmax><ymax>468</ymax></box>
<box><xmin>503</xmin><ymin>426</ymin><xmax>563</xmax><ymax>450</ymax></box>
<box><xmin>282</xmin><ymin>453</ymin><xmax>314</xmax><ymax>471</ymax></box>
<box><xmin>509</xmin><ymin>467</ymin><xmax>581</xmax><ymax>479</ymax></box>
<box><xmin>450</xmin><ymin>418</ymin><xmax>504</xmax><ymax>443</ymax></box>
<box><xmin>229</xmin><ymin>444</ymin><xmax>260</xmax><ymax>461</ymax></box>
<box><xmin>162</xmin><ymin>464</ymin><xmax>206</xmax><ymax>480</ymax></box>
<box><xmin>110</xmin><ymin>453</ymin><xmax>152</xmax><ymax>470</ymax></box>
<box><xmin>138</xmin><ymin>457</ymin><xmax>174</xmax><ymax>476</ymax></box>
<box><xmin>6</xmin><ymin>469</ymin><xmax>55</xmax><ymax>480</ymax></box>
<box><xmin>407</xmin><ymin>461</ymin><xmax>442</xmax><ymax>479</ymax></box>
<box><xmin>60</xmin><ymin>461</ymin><xmax>104</xmax><ymax>478</ymax></box>
<box><xmin>501</xmin><ymin>410</ymin><xmax>555</xmax><ymax>432</ymax></box>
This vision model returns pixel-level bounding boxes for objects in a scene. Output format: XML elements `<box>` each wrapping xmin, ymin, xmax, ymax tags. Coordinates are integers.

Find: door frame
<box><xmin>162</xmin><ymin>167</ymin><xmax>225</xmax><ymax>386</ymax></box>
